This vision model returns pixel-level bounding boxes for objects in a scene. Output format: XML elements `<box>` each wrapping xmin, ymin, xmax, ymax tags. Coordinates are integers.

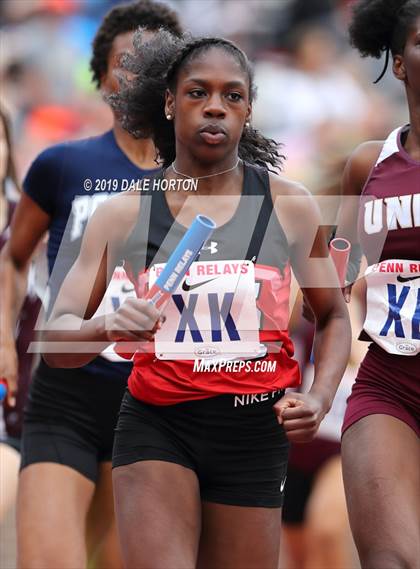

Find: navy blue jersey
<box><xmin>24</xmin><ymin>129</ymin><xmax>159</xmax><ymax>379</ymax></box>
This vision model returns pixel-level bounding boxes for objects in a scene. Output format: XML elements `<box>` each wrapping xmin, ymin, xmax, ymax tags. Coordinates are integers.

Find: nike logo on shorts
<box><xmin>280</xmin><ymin>476</ymin><xmax>287</xmax><ymax>493</ymax></box>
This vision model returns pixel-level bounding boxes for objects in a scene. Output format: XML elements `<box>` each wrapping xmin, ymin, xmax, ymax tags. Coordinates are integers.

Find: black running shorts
<box><xmin>113</xmin><ymin>389</ymin><xmax>290</xmax><ymax>508</ymax></box>
<box><xmin>20</xmin><ymin>360</ymin><xmax>128</xmax><ymax>482</ymax></box>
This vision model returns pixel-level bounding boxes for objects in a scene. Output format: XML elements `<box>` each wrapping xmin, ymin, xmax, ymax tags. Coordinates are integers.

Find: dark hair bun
<box><xmin>349</xmin><ymin>0</ymin><xmax>408</xmax><ymax>57</ymax></box>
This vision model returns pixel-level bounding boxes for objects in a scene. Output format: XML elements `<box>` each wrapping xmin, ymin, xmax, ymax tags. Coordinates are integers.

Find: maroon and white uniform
<box><xmin>343</xmin><ymin>126</ymin><xmax>420</xmax><ymax>437</ymax></box>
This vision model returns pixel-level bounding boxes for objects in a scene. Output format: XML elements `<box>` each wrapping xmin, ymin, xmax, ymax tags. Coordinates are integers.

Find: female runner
<box><xmin>338</xmin><ymin>1</ymin><xmax>420</xmax><ymax>568</ymax></box>
<box><xmin>43</xmin><ymin>30</ymin><xmax>351</xmax><ymax>568</ymax></box>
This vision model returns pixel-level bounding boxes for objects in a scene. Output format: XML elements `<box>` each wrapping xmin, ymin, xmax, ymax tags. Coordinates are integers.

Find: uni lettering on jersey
<box><xmin>364</xmin><ymin>194</ymin><xmax>420</xmax><ymax>235</ymax></box>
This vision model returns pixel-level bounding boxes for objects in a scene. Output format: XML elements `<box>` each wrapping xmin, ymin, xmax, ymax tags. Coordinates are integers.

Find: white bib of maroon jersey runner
<box><xmin>94</xmin><ymin>265</ymin><xmax>136</xmax><ymax>362</ymax></box>
<box><xmin>149</xmin><ymin>260</ymin><xmax>261</xmax><ymax>360</ymax></box>
<box><xmin>363</xmin><ymin>259</ymin><xmax>420</xmax><ymax>356</ymax></box>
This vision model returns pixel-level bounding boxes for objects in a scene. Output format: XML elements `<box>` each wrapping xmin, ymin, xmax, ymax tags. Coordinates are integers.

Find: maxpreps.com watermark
<box><xmin>83</xmin><ymin>177</ymin><xmax>198</xmax><ymax>192</ymax></box>
<box><xmin>193</xmin><ymin>359</ymin><xmax>277</xmax><ymax>373</ymax></box>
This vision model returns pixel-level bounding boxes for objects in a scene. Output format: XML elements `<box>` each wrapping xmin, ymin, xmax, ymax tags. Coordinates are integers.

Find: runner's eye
<box><xmin>188</xmin><ymin>89</ymin><xmax>206</xmax><ymax>98</ymax></box>
<box><xmin>227</xmin><ymin>92</ymin><xmax>243</xmax><ymax>102</ymax></box>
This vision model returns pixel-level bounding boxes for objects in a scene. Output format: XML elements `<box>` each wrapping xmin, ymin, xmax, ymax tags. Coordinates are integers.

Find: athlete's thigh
<box><xmin>341</xmin><ymin>414</ymin><xmax>419</xmax><ymax>560</ymax></box>
<box><xmin>197</xmin><ymin>502</ymin><xmax>282</xmax><ymax>569</ymax></box>
<box><xmin>87</xmin><ymin>461</ymin><xmax>122</xmax><ymax>567</ymax></box>
<box><xmin>87</xmin><ymin>461</ymin><xmax>114</xmax><ymax>546</ymax></box>
<box><xmin>0</xmin><ymin>443</ymin><xmax>20</xmax><ymax>519</ymax></box>
<box><xmin>113</xmin><ymin>460</ymin><xmax>201</xmax><ymax>568</ymax></box>
<box><xmin>17</xmin><ymin>462</ymin><xmax>95</xmax><ymax>569</ymax></box>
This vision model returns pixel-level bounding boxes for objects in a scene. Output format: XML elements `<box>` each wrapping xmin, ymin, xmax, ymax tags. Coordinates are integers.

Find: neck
<box><xmin>113</xmin><ymin>120</ymin><xmax>158</xmax><ymax>170</ymax></box>
<box><xmin>170</xmin><ymin>152</ymin><xmax>241</xmax><ymax>194</ymax></box>
<box><xmin>404</xmin><ymin>90</ymin><xmax>420</xmax><ymax>160</ymax></box>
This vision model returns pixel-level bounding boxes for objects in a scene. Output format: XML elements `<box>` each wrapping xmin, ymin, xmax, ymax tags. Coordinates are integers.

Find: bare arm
<box><xmin>42</xmin><ymin>193</ymin><xmax>160</xmax><ymax>368</ymax></box>
<box><xmin>0</xmin><ymin>194</ymin><xmax>51</xmax><ymax>403</ymax></box>
<box><xmin>336</xmin><ymin>141</ymin><xmax>382</xmax><ymax>299</ymax></box>
<box><xmin>271</xmin><ymin>178</ymin><xmax>352</xmax><ymax>441</ymax></box>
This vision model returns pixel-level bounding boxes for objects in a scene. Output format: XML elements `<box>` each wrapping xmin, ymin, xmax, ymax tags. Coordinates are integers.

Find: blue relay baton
<box><xmin>0</xmin><ymin>379</ymin><xmax>8</xmax><ymax>403</ymax></box>
<box><xmin>115</xmin><ymin>214</ymin><xmax>216</xmax><ymax>359</ymax></box>
<box><xmin>146</xmin><ymin>214</ymin><xmax>216</xmax><ymax>307</ymax></box>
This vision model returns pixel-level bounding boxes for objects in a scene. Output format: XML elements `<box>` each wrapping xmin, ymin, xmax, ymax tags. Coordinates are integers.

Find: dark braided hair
<box><xmin>349</xmin><ymin>0</ymin><xmax>420</xmax><ymax>82</ymax></box>
<box><xmin>111</xmin><ymin>29</ymin><xmax>284</xmax><ymax>171</ymax></box>
<box><xmin>90</xmin><ymin>0</ymin><xmax>182</xmax><ymax>89</ymax></box>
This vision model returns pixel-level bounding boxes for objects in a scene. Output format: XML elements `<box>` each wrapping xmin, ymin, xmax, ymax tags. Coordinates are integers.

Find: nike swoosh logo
<box><xmin>122</xmin><ymin>284</ymin><xmax>135</xmax><ymax>293</ymax></box>
<box><xmin>397</xmin><ymin>275</ymin><xmax>420</xmax><ymax>283</ymax></box>
<box><xmin>182</xmin><ymin>277</ymin><xmax>218</xmax><ymax>292</ymax></box>
<box><xmin>280</xmin><ymin>476</ymin><xmax>287</xmax><ymax>493</ymax></box>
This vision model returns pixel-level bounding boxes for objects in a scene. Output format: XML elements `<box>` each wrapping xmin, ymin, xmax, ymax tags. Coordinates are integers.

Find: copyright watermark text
<box><xmin>83</xmin><ymin>177</ymin><xmax>198</xmax><ymax>192</ymax></box>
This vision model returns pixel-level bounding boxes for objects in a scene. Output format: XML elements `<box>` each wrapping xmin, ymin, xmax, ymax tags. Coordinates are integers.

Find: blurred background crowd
<box><xmin>0</xmin><ymin>0</ymin><xmax>407</xmax><ymax>184</ymax></box>
<box><xmin>0</xmin><ymin>1</ymin><xmax>408</xmax><ymax>568</ymax></box>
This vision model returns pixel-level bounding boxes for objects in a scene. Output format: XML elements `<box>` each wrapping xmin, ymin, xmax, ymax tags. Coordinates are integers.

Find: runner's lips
<box><xmin>199</xmin><ymin>124</ymin><xmax>227</xmax><ymax>144</ymax></box>
<box><xmin>199</xmin><ymin>124</ymin><xmax>227</xmax><ymax>135</ymax></box>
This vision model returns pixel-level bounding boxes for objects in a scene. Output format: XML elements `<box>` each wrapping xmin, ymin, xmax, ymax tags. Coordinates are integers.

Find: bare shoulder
<box><xmin>88</xmin><ymin>191</ymin><xmax>141</xmax><ymax>244</ymax></box>
<box><xmin>268</xmin><ymin>173</ymin><xmax>314</xmax><ymax>219</ymax></box>
<box><xmin>343</xmin><ymin>141</ymin><xmax>384</xmax><ymax>196</ymax></box>
<box><xmin>268</xmin><ymin>173</ymin><xmax>311</xmax><ymax>198</ymax></box>
<box><xmin>349</xmin><ymin>140</ymin><xmax>384</xmax><ymax>165</ymax></box>
<box><xmin>268</xmin><ymin>173</ymin><xmax>318</xmax><ymax>247</ymax></box>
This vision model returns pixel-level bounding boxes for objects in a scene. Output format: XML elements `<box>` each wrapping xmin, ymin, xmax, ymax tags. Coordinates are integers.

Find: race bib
<box><xmin>363</xmin><ymin>259</ymin><xmax>420</xmax><ymax>356</ymax></box>
<box><xmin>150</xmin><ymin>260</ymin><xmax>261</xmax><ymax>360</ymax></box>
<box><xmin>94</xmin><ymin>265</ymin><xmax>136</xmax><ymax>362</ymax></box>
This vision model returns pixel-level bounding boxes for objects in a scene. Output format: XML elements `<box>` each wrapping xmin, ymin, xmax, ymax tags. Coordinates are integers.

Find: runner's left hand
<box><xmin>273</xmin><ymin>392</ymin><xmax>328</xmax><ymax>443</ymax></box>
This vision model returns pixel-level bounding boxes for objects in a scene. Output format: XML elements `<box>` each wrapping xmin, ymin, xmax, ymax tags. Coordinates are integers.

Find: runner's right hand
<box><xmin>106</xmin><ymin>298</ymin><xmax>161</xmax><ymax>342</ymax></box>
